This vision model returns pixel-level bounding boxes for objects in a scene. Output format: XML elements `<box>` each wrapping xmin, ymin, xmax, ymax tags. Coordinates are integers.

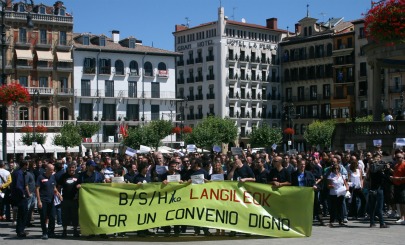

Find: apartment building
<box><xmin>280</xmin><ymin>14</ymin><xmax>354</xmax><ymax>150</ymax></box>
<box><xmin>73</xmin><ymin>31</ymin><xmax>179</xmax><ymax>149</ymax></box>
<box><xmin>173</xmin><ymin>7</ymin><xmax>286</xmax><ymax>148</ymax></box>
<box><xmin>0</xmin><ymin>1</ymin><xmax>74</xmax><ymax>159</ymax></box>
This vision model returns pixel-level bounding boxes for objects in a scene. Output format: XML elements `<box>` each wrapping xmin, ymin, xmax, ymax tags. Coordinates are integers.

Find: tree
<box><xmin>21</xmin><ymin>125</ymin><xmax>48</xmax><ymax>153</ymax></box>
<box><xmin>123</xmin><ymin>120</ymin><xmax>172</xmax><ymax>150</ymax></box>
<box><xmin>78</xmin><ymin>123</ymin><xmax>100</xmax><ymax>138</ymax></box>
<box><xmin>186</xmin><ymin>116</ymin><xmax>238</xmax><ymax>150</ymax></box>
<box><xmin>148</xmin><ymin>120</ymin><xmax>173</xmax><ymax>150</ymax></box>
<box><xmin>303</xmin><ymin>120</ymin><xmax>336</xmax><ymax>150</ymax></box>
<box><xmin>249</xmin><ymin>124</ymin><xmax>283</xmax><ymax>148</ymax></box>
<box><xmin>53</xmin><ymin>123</ymin><xmax>82</xmax><ymax>150</ymax></box>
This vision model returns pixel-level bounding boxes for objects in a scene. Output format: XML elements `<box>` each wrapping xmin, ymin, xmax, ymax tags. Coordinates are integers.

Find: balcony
<box><xmin>56</xmin><ymin>88</ymin><xmax>75</xmax><ymax>96</ymax></box>
<box><xmin>83</xmin><ymin>67</ymin><xmax>96</xmax><ymax>74</ymax></box>
<box><xmin>187</xmin><ymin>77</ymin><xmax>195</xmax><ymax>83</ymax></box>
<box><xmin>195</xmin><ymin>94</ymin><xmax>203</xmax><ymax>100</ymax></box>
<box><xmin>74</xmin><ymin>89</ymin><xmax>176</xmax><ymax>99</ymax></box>
<box><xmin>177</xmin><ymin>60</ymin><xmax>184</xmax><ymax>66</ymax></box>
<box><xmin>195</xmin><ymin>113</ymin><xmax>203</xmax><ymax>120</ymax></box>
<box><xmin>206</xmin><ymin>74</ymin><xmax>215</xmax><ymax>81</ymax></box>
<box><xmin>389</xmin><ymin>85</ymin><xmax>405</xmax><ymax>93</ymax></box>
<box><xmin>195</xmin><ymin>57</ymin><xmax>203</xmax><ymax>63</ymax></box>
<box><xmin>206</xmin><ymin>55</ymin><xmax>214</xmax><ymax>62</ymax></box>
<box><xmin>27</xmin><ymin>87</ymin><xmax>54</xmax><ymax>95</ymax></box>
<box><xmin>36</xmin><ymin>61</ymin><xmax>53</xmax><ymax>71</ymax></box>
<box><xmin>187</xmin><ymin>95</ymin><xmax>195</xmax><ymax>101</ymax></box>
<box><xmin>16</xmin><ymin>60</ymin><xmax>33</xmax><ymax>69</ymax></box>
<box><xmin>206</xmin><ymin>93</ymin><xmax>215</xmax><ymax>100</ymax></box>
<box><xmin>57</xmin><ymin>62</ymin><xmax>73</xmax><ymax>71</ymax></box>
<box><xmin>99</xmin><ymin>66</ymin><xmax>111</xmax><ymax>75</ymax></box>
<box><xmin>195</xmin><ymin>75</ymin><xmax>203</xmax><ymax>82</ymax></box>
<box><xmin>177</xmin><ymin>78</ymin><xmax>185</xmax><ymax>84</ymax></box>
<box><xmin>186</xmin><ymin>59</ymin><xmax>194</xmax><ymax>65</ymax></box>
<box><xmin>3</xmin><ymin>120</ymin><xmax>75</xmax><ymax>128</ymax></box>
<box><xmin>187</xmin><ymin>114</ymin><xmax>195</xmax><ymax>120</ymax></box>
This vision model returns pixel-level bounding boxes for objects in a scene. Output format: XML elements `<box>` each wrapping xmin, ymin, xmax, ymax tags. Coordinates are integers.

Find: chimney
<box><xmin>175</xmin><ymin>24</ymin><xmax>188</xmax><ymax>32</ymax></box>
<box><xmin>295</xmin><ymin>23</ymin><xmax>301</xmax><ymax>35</ymax></box>
<box><xmin>266</xmin><ymin>18</ymin><xmax>278</xmax><ymax>30</ymax></box>
<box><xmin>112</xmin><ymin>30</ymin><xmax>119</xmax><ymax>43</ymax></box>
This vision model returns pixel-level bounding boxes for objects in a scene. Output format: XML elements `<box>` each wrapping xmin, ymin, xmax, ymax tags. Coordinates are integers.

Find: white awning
<box><xmin>15</xmin><ymin>49</ymin><xmax>33</xmax><ymax>60</ymax></box>
<box><xmin>36</xmin><ymin>50</ymin><xmax>54</xmax><ymax>61</ymax></box>
<box><xmin>0</xmin><ymin>133</ymin><xmax>85</xmax><ymax>154</ymax></box>
<box><xmin>56</xmin><ymin>51</ymin><xmax>72</xmax><ymax>62</ymax></box>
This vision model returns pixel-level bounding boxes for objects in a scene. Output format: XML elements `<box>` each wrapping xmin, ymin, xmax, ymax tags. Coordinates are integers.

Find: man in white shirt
<box><xmin>0</xmin><ymin>161</ymin><xmax>12</xmax><ymax>220</ymax></box>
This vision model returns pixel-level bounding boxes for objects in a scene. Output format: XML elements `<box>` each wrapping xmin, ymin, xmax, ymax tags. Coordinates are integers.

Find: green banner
<box><xmin>79</xmin><ymin>181</ymin><xmax>314</xmax><ymax>237</ymax></box>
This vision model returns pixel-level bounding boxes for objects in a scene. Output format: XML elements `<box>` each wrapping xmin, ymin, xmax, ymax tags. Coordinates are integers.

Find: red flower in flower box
<box><xmin>284</xmin><ymin>128</ymin><xmax>295</xmax><ymax>135</ymax></box>
<box><xmin>0</xmin><ymin>83</ymin><xmax>31</xmax><ymax>105</ymax></box>
<box><xmin>36</xmin><ymin>125</ymin><xmax>48</xmax><ymax>133</ymax></box>
<box><xmin>172</xmin><ymin>126</ymin><xmax>181</xmax><ymax>134</ymax></box>
<box><xmin>183</xmin><ymin>126</ymin><xmax>193</xmax><ymax>134</ymax></box>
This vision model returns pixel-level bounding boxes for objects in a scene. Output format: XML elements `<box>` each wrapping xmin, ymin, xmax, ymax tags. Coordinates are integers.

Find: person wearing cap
<box><xmin>77</xmin><ymin>160</ymin><xmax>104</xmax><ymax>184</ymax></box>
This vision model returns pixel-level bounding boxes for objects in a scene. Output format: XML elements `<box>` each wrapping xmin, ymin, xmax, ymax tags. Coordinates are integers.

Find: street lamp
<box><xmin>1</xmin><ymin>1</ymin><xmax>7</xmax><ymax>161</ymax></box>
<box><xmin>179</xmin><ymin>97</ymin><xmax>188</xmax><ymax>148</ymax></box>
<box><xmin>32</xmin><ymin>89</ymin><xmax>39</xmax><ymax>154</ymax></box>
<box><xmin>283</xmin><ymin>103</ymin><xmax>295</xmax><ymax>151</ymax></box>
<box><xmin>12</xmin><ymin>102</ymin><xmax>17</xmax><ymax>161</ymax></box>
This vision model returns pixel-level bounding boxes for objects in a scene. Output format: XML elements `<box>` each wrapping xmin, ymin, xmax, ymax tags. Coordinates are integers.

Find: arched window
<box><xmin>60</xmin><ymin>108</ymin><xmax>69</xmax><ymax>120</ymax></box>
<box><xmin>158</xmin><ymin>62</ymin><xmax>166</xmax><ymax>71</ymax></box>
<box><xmin>115</xmin><ymin>60</ymin><xmax>124</xmax><ymax>75</ymax></box>
<box><xmin>129</xmin><ymin>60</ymin><xmax>139</xmax><ymax>75</ymax></box>
<box><xmin>19</xmin><ymin>107</ymin><xmax>29</xmax><ymax>120</ymax></box>
<box><xmin>144</xmin><ymin>61</ymin><xmax>153</xmax><ymax>76</ymax></box>
<box><xmin>40</xmin><ymin>107</ymin><xmax>49</xmax><ymax>120</ymax></box>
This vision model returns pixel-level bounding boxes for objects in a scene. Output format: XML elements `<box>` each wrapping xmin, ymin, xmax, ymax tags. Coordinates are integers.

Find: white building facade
<box><xmin>173</xmin><ymin>7</ymin><xmax>286</xmax><ymax>148</ymax></box>
<box><xmin>73</xmin><ymin>31</ymin><xmax>179</xmax><ymax>150</ymax></box>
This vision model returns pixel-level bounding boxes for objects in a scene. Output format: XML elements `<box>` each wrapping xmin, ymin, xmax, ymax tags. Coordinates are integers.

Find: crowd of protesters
<box><xmin>0</xmin><ymin>146</ymin><xmax>405</xmax><ymax>239</ymax></box>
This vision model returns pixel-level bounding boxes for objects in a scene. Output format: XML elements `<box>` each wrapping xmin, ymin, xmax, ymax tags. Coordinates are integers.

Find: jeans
<box><xmin>26</xmin><ymin>194</ymin><xmax>36</xmax><ymax>225</ymax></box>
<box><xmin>55</xmin><ymin>204</ymin><xmax>62</xmax><ymax>225</ymax></box>
<box><xmin>350</xmin><ymin>188</ymin><xmax>366</xmax><ymax>217</ymax></box>
<box><xmin>369</xmin><ymin>188</ymin><xmax>385</xmax><ymax>225</ymax></box>
<box><xmin>39</xmin><ymin>201</ymin><xmax>56</xmax><ymax>235</ymax></box>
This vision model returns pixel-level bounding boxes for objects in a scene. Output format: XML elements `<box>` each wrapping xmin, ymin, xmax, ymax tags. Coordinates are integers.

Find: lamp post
<box><xmin>283</xmin><ymin>102</ymin><xmax>295</xmax><ymax>151</ymax></box>
<box><xmin>179</xmin><ymin>97</ymin><xmax>188</xmax><ymax>149</ymax></box>
<box><xmin>1</xmin><ymin>1</ymin><xmax>7</xmax><ymax>161</ymax></box>
<box><xmin>32</xmin><ymin>89</ymin><xmax>39</xmax><ymax>154</ymax></box>
<box><xmin>400</xmin><ymin>91</ymin><xmax>404</xmax><ymax>119</ymax></box>
<box><xmin>13</xmin><ymin>101</ymin><xmax>16</xmax><ymax>161</ymax></box>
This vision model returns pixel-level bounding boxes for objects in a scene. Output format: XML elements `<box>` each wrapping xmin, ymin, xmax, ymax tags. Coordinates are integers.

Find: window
<box><xmin>59</xmin><ymin>108</ymin><xmax>69</xmax><ymax>120</ymax></box>
<box><xmin>103</xmin><ymin>104</ymin><xmax>116</xmax><ymax>120</ymax></box>
<box><xmin>39</xmin><ymin>77</ymin><xmax>48</xmax><ymax>87</ymax></box>
<box><xmin>151</xmin><ymin>105</ymin><xmax>159</xmax><ymax>120</ymax></box>
<box><xmin>323</xmin><ymin>84</ymin><xmax>330</xmax><ymax>98</ymax></box>
<box><xmin>59</xmin><ymin>31</ymin><xmax>67</xmax><ymax>45</ymax></box>
<box><xmin>83</xmin><ymin>58</ymin><xmax>96</xmax><ymax>73</ymax></box>
<box><xmin>144</xmin><ymin>62</ymin><xmax>153</xmax><ymax>76</ymax></box>
<box><xmin>310</xmin><ymin>85</ymin><xmax>317</xmax><ymax>100</ymax></box>
<box><xmin>40</xmin><ymin>107</ymin><xmax>49</xmax><ymax>120</ymax></box>
<box><xmin>360</xmin><ymin>62</ymin><xmax>367</xmax><ymax>77</ymax></box>
<box><xmin>81</xmin><ymin>80</ymin><xmax>90</xmax><ymax>96</ymax></box>
<box><xmin>19</xmin><ymin>28</ymin><xmax>27</xmax><ymax>43</ymax></box>
<box><xmin>79</xmin><ymin>103</ymin><xmax>93</xmax><ymax>121</ymax></box>
<box><xmin>311</xmin><ymin>105</ymin><xmax>318</xmax><ymax>118</ymax></box>
<box><xmin>115</xmin><ymin>60</ymin><xmax>124</xmax><ymax>75</ymax></box>
<box><xmin>157</xmin><ymin>62</ymin><xmax>167</xmax><ymax>77</ymax></box>
<box><xmin>40</xmin><ymin>29</ymin><xmax>47</xmax><ymax>44</ymax></box>
<box><xmin>100</xmin><ymin>36</ymin><xmax>106</xmax><ymax>46</ymax></box>
<box><xmin>59</xmin><ymin>8</ymin><xmax>65</xmax><ymax>16</ymax></box>
<box><xmin>129</xmin><ymin>39</ymin><xmax>136</xmax><ymax>48</ymax></box>
<box><xmin>19</xmin><ymin>107</ymin><xmax>29</xmax><ymax>120</ymax></box>
<box><xmin>127</xmin><ymin>104</ymin><xmax>139</xmax><ymax>120</ymax></box>
<box><xmin>60</xmin><ymin>77</ymin><xmax>68</xmax><ymax>93</ymax></box>
<box><xmin>151</xmin><ymin>82</ymin><xmax>160</xmax><ymax>98</ymax></box>
<box><xmin>105</xmin><ymin>80</ymin><xmax>114</xmax><ymax>97</ymax></box>
<box><xmin>129</xmin><ymin>61</ymin><xmax>139</xmax><ymax>75</ymax></box>
<box><xmin>18</xmin><ymin>4</ymin><xmax>25</xmax><ymax>12</ymax></box>
<box><xmin>128</xmin><ymin>81</ymin><xmax>137</xmax><ymax>98</ymax></box>
<box><xmin>83</xmin><ymin>35</ymin><xmax>90</xmax><ymax>45</ymax></box>
<box><xmin>286</xmin><ymin>88</ymin><xmax>292</xmax><ymax>101</ymax></box>
<box><xmin>39</xmin><ymin>6</ymin><xmax>46</xmax><ymax>14</ymax></box>
<box><xmin>359</xmin><ymin>27</ymin><xmax>365</xmax><ymax>39</ymax></box>
<box><xmin>19</xmin><ymin>76</ymin><xmax>28</xmax><ymax>87</ymax></box>
<box><xmin>99</xmin><ymin>58</ymin><xmax>111</xmax><ymax>74</ymax></box>
<box><xmin>297</xmin><ymin>86</ymin><xmax>305</xmax><ymax>100</ymax></box>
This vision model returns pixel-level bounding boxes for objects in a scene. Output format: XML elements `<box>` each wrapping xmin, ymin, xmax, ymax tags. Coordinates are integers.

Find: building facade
<box><xmin>73</xmin><ymin>31</ymin><xmax>179</xmax><ymax>150</ymax></box>
<box><xmin>0</xmin><ymin>1</ymin><xmax>74</xmax><ymax>159</ymax></box>
<box><xmin>173</xmin><ymin>7</ymin><xmax>286</xmax><ymax>148</ymax></box>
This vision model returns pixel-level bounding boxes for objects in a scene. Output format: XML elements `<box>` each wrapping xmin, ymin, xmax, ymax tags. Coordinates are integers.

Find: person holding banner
<box><xmin>254</xmin><ymin>158</ymin><xmax>269</xmax><ymax>184</ymax></box>
<box><xmin>268</xmin><ymin>156</ymin><xmax>291</xmax><ymax>188</ymax></box>
<box><xmin>161</xmin><ymin>160</ymin><xmax>183</xmax><ymax>236</ymax></box>
<box><xmin>209</xmin><ymin>160</ymin><xmax>227</xmax><ymax>236</ymax></box>
<box><xmin>227</xmin><ymin>159</ymin><xmax>256</xmax><ymax>183</ymax></box>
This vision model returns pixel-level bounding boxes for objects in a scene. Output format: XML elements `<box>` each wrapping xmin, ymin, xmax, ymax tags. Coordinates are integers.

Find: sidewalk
<box><xmin>0</xmin><ymin>216</ymin><xmax>403</xmax><ymax>245</ymax></box>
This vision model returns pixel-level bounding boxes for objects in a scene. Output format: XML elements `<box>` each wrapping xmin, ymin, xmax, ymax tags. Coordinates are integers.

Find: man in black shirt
<box><xmin>227</xmin><ymin>159</ymin><xmax>256</xmax><ymax>182</ymax></box>
<box><xmin>268</xmin><ymin>156</ymin><xmax>291</xmax><ymax>187</ymax></box>
<box><xmin>58</xmin><ymin>163</ymin><xmax>80</xmax><ymax>237</ymax></box>
<box><xmin>36</xmin><ymin>164</ymin><xmax>61</xmax><ymax>240</ymax></box>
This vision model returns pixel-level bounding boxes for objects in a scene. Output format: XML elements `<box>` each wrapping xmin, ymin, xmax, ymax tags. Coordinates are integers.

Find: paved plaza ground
<box><xmin>0</xmin><ymin>215</ymin><xmax>403</xmax><ymax>245</ymax></box>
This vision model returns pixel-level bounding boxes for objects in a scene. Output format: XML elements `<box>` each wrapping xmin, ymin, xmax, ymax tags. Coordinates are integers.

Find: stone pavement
<box><xmin>0</xmin><ymin>216</ymin><xmax>403</xmax><ymax>245</ymax></box>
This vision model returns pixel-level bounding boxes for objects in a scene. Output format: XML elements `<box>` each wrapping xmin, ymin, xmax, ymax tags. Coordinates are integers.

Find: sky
<box><xmin>37</xmin><ymin>0</ymin><xmax>371</xmax><ymax>51</ymax></box>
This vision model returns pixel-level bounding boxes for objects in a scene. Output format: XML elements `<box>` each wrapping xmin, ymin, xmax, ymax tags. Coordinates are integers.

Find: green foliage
<box><xmin>21</xmin><ymin>133</ymin><xmax>47</xmax><ymax>146</ymax></box>
<box><xmin>354</xmin><ymin>115</ymin><xmax>374</xmax><ymax>122</ymax></box>
<box><xmin>185</xmin><ymin>116</ymin><xmax>238</xmax><ymax>150</ymax></box>
<box><xmin>78</xmin><ymin>123</ymin><xmax>100</xmax><ymax>138</ymax></box>
<box><xmin>303</xmin><ymin>120</ymin><xmax>336</xmax><ymax>149</ymax></box>
<box><xmin>53</xmin><ymin>123</ymin><xmax>82</xmax><ymax>149</ymax></box>
<box><xmin>249</xmin><ymin>123</ymin><xmax>282</xmax><ymax>148</ymax></box>
<box><xmin>123</xmin><ymin>120</ymin><xmax>172</xmax><ymax>150</ymax></box>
